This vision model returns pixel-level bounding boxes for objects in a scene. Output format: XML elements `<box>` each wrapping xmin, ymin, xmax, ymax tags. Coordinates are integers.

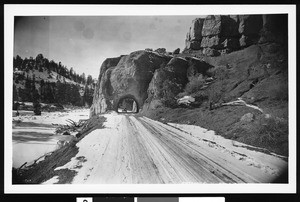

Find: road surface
<box><xmin>53</xmin><ymin>112</ymin><xmax>287</xmax><ymax>184</ymax></box>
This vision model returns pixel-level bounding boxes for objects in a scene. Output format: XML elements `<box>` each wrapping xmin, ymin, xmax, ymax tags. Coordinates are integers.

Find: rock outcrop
<box><xmin>90</xmin><ymin>50</ymin><xmax>171</xmax><ymax>116</ymax></box>
<box><xmin>185</xmin><ymin>14</ymin><xmax>287</xmax><ymax>56</ymax></box>
<box><xmin>90</xmin><ymin>50</ymin><xmax>214</xmax><ymax>116</ymax></box>
<box><xmin>90</xmin><ymin>14</ymin><xmax>287</xmax><ymax>117</ymax></box>
<box><xmin>143</xmin><ymin>57</ymin><xmax>189</xmax><ymax>110</ymax></box>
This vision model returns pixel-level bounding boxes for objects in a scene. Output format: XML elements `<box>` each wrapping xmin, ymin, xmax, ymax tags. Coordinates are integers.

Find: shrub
<box><xmin>256</xmin><ymin>117</ymin><xmax>288</xmax><ymax>146</ymax></box>
<box><xmin>206</xmin><ymin>67</ymin><xmax>217</xmax><ymax>77</ymax></box>
<box><xmin>177</xmin><ymin>92</ymin><xmax>188</xmax><ymax>99</ymax></box>
<box><xmin>54</xmin><ymin>103</ymin><xmax>64</xmax><ymax>110</ymax></box>
<box><xmin>185</xmin><ymin>75</ymin><xmax>205</xmax><ymax>94</ymax></box>
<box><xmin>231</xmin><ymin>116</ymin><xmax>288</xmax><ymax>156</ymax></box>
<box><xmin>193</xmin><ymin>91</ymin><xmax>209</xmax><ymax>103</ymax></box>
<box><xmin>271</xmin><ymin>85</ymin><xmax>288</xmax><ymax>101</ymax></box>
<box><xmin>161</xmin><ymin>80</ymin><xmax>182</xmax><ymax>108</ymax></box>
<box><xmin>33</xmin><ymin>101</ymin><xmax>41</xmax><ymax>115</ymax></box>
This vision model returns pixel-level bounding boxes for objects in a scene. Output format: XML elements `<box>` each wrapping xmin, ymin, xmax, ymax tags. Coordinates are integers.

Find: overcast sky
<box><xmin>14</xmin><ymin>16</ymin><xmax>201</xmax><ymax>78</ymax></box>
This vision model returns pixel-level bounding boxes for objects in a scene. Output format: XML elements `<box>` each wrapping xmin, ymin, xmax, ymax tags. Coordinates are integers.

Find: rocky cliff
<box><xmin>184</xmin><ymin>14</ymin><xmax>287</xmax><ymax>56</ymax></box>
<box><xmin>90</xmin><ymin>14</ymin><xmax>288</xmax><ymax>117</ymax></box>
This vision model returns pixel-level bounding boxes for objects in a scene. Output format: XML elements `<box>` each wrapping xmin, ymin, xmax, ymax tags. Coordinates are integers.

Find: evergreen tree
<box><xmin>83</xmin><ymin>85</ymin><xmax>94</xmax><ymax>107</ymax></box>
<box><xmin>80</xmin><ymin>73</ymin><xmax>86</xmax><ymax>84</ymax></box>
<box><xmin>23</xmin><ymin>76</ymin><xmax>32</xmax><ymax>101</ymax></box>
<box><xmin>87</xmin><ymin>75</ymin><xmax>93</xmax><ymax>85</ymax></box>
<box><xmin>40</xmin><ymin>79</ymin><xmax>45</xmax><ymax>102</ymax></box>
<box><xmin>47</xmin><ymin>82</ymin><xmax>55</xmax><ymax>103</ymax></box>
<box><xmin>55</xmin><ymin>81</ymin><xmax>66</xmax><ymax>104</ymax></box>
<box><xmin>13</xmin><ymin>55</ymin><xmax>23</xmax><ymax>70</ymax></box>
<box><xmin>32</xmin><ymin>89</ymin><xmax>41</xmax><ymax>115</ymax></box>
<box><xmin>13</xmin><ymin>84</ymin><xmax>18</xmax><ymax>102</ymax></box>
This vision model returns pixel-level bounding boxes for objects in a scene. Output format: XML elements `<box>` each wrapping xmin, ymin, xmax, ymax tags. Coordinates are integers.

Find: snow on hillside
<box><xmin>14</xmin><ymin>69</ymin><xmax>86</xmax><ymax>89</ymax></box>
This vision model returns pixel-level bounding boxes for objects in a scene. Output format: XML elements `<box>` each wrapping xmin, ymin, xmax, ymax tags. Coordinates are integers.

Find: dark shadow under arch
<box><xmin>115</xmin><ymin>94</ymin><xmax>139</xmax><ymax>113</ymax></box>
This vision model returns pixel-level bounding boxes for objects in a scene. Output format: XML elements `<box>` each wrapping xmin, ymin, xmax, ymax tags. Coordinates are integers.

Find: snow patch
<box><xmin>12</xmin><ymin>109</ymin><xmax>90</xmax><ymax>168</ymax></box>
<box><xmin>42</xmin><ymin>176</ymin><xmax>59</xmax><ymax>184</ymax></box>
<box><xmin>167</xmin><ymin>122</ymin><xmax>287</xmax><ymax>173</ymax></box>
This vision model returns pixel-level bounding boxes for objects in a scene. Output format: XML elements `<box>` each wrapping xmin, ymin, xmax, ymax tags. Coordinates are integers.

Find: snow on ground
<box><xmin>167</xmin><ymin>121</ymin><xmax>287</xmax><ymax>160</ymax></box>
<box><xmin>23</xmin><ymin>69</ymin><xmax>85</xmax><ymax>88</ymax></box>
<box><xmin>54</xmin><ymin>112</ymin><xmax>121</xmax><ymax>183</ymax></box>
<box><xmin>12</xmin><ymin>108</ymin><xmax>90</xmax><ymax>168</ymax></box>
<box><xmin>53</xmin><ymin>112</ymin><xmax>287</xmax><ymax>184</ymax></box>
<box><xmin>41</xmin><ymin>176</ymin><xmax>60</xmax><ymax>184</ymax></box>
<box><xmin>13</xmin><ymin>108</ymin><xmax>89</xmax><ymax>125</ymax></box>
<box><xmin>223</xmin><ymin>98</ymin><xmax>264</xmax><ymax>113</ymax></box>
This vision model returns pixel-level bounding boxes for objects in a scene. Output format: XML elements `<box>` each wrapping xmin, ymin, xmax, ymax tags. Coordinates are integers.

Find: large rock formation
<box><xmin>90</xmin><ymin>14</ymin><xmax>287</xmax><ymax>117</ymax></box>
<box><xmin>185</xmin><ymin>14</ymin><xmax>287</xmax><ymax>56</ymax></box>
<box><xmin>90</xmin><ymin>50</ymin><xmax>171</xmax><ymax>116</ymax></box>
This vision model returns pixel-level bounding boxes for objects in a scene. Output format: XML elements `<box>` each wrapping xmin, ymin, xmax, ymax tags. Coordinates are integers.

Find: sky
<box><xmin>14</xmin><ymin>16</ymin><xmax>201</xmax><ymax>78</ymax></box>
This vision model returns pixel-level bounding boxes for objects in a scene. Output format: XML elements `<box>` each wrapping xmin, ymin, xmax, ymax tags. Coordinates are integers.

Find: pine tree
<box><xmin>23</xmin><ymin>76</ymin><xmax>32</xmax><ymax>101</ymax></box>
<box><xmin>40</xmin><ymin>79</ymin><xmax>45</xmax><ymax>102</ymax></box>
<box><xmin>32</xmin><ymin>88</ymin><xmax>41</xmax><ymax>115</ymax></box>
<box><xmin>55</xmin><ymin>81</ymin><xmax>66</xmax><ymax>104</ymax></box>
<box><xmin>87</xmin><ymin>75</ymin><xmax>93</xmax><ymax>85</ymax></box>
<box><xmin>13</xmin><ymin>84</ymin><xmax>18</xmax><ymax>102</ymax></box>
<box><xmin>13</xmin><ymin>55</ymin><xmax>23</xmax><ymax>70</ymax></box>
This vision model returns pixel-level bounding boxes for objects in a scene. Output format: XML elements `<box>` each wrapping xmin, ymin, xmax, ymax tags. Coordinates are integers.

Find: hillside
<box><xmin>142</xmin><ymin>43</ymin><xmax>288</xmax><ymax>156</ymax></box>
<box><xmin>13</xmin><ymin>54</ymin><xmax>97</xmax><ymax>108</ymax></box>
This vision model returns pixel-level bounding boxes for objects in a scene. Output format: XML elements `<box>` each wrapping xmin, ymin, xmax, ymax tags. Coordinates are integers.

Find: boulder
<box><xmin>172</xmin><ymin>48</ymin><xmax>180</xmax><ymax>55</ymax></box>
<box><xmin>90</xmin><ymin>50</ymin><xmax>171</xmax><ymax>116</ymax></box>
<box><xmin>240</xmin><ymin>113</ymin><xmax>254</xmax><ymax>122</ymax></box>
<box><xmin>165</xmin><ymin>57</ymin><xmax>189</xmax><ymax>81</ymax></box>
<box><xmin>144</xmin><ymin>57</ymin><xmax>189</xmax><ymax>109</ymax></box>
<box><xmin>177</xmin><ymin>96</ymin><xmax>195</xmax><ymax>105</ymax></box>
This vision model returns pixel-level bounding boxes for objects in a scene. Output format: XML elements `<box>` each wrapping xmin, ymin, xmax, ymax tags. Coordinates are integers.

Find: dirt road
<box><xmin>53</xmin><ymin>113</ymin><xmax>287</xmax><ymax>184</ymax></box>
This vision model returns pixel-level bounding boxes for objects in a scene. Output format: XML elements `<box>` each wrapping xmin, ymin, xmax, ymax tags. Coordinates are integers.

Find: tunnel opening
<box><xmin>116</xmin><ymin>95</ymin><xmax>139</xmax><ymax>113</ymax></box>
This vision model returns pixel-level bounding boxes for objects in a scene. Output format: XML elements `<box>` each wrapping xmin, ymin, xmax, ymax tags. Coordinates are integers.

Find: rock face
<box><xmin>90</xmin><ymin>50</ymin><xmax>171</xmax><ymax>116</ymax></box>
<box><xmin>90</xmin><ymin>14</ymin><xmax>287</xmax><ymax>117</ymax></box>
<box><xmin>185</xmin><ymin>14</ymin><xmax>287</xmax><ymax>56</ymax></box>
<box><xmin>90</xmin><ymin>50</ymin><xmax>214</xmax><ymax>116</ymax></box>
<box><xmin>143</xmin><ymin>57</ymin><xmax>189</xmax><ymax>110</ymax></box>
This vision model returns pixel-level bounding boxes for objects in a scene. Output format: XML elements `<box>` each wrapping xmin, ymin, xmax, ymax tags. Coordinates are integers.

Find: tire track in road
<box><xmin>55</xmin><ymin>113</ymin><xmax>286</xmax><ymax>184</ymax></box>
<box><xmin>135</xmin><ymin>116</ymin><xmax>283</xmax><ymax>183</ymax></box>
<box><xmin>130</xmin><ymin>116</ymin><xmax>246</xmax><ymax>183</ymax></box>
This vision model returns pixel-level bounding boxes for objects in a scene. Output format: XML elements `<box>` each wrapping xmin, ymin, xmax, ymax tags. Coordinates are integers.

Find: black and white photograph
<box><xmin>4</xmin><ymin>5</ymin><xmax>296</xmax><ymax>193</ymax></box>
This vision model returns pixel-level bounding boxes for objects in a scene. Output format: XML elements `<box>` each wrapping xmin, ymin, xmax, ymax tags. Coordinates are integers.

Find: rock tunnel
<box><xmin>114</xmin><ymin>94</ymin><xmax>140</xmax><ymax>113</ymax></box>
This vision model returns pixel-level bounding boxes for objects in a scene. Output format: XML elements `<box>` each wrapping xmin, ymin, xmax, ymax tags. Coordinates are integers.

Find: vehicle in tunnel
<box><xmin>116</xmin><ymin>96</ymin><xmax>139</xmax><ymax>113</ymax></box>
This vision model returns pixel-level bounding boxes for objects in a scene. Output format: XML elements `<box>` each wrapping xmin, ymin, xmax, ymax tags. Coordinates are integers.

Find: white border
<box><xmin>4</xmin><ymin>4</ymin><xmax>297</xmax><ymax>194</ymax></box>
